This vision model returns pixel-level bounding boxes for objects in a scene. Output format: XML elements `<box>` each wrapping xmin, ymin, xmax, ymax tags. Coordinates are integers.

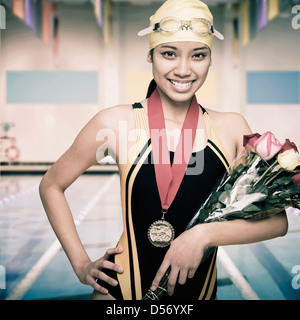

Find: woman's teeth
<box><xmin>169</xmin><ymin>80</ymin><xmax>193</xmax><ymax>89</ymax></box>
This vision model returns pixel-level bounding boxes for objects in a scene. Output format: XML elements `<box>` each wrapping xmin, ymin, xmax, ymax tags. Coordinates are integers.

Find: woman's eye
<box><xmin>162</xmin><ymin>51</ymin><xmax>176</xmax><ymax>58</ymax></box>
<box><xmin>193</xmin><ymin>53</ymin><xmax>206</xmax><ymax>59</ymax></box>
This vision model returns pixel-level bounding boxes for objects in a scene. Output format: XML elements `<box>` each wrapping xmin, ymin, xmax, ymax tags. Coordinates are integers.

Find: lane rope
<box><xmin>5</xmin><ymin>174</ymin><xmax>118</xmax><ymax>300</ymax></box>
<box><xmin>217</xmin><ymin>247</ymin><xmax>260</xmax><ymax>300</ymax></box>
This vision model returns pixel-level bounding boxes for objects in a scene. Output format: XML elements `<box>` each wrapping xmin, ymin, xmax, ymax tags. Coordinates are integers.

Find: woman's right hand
<box><xmin>76</xmin><ymin>247</ymin><xmax>124</xmax><ymax>294</ymax></box>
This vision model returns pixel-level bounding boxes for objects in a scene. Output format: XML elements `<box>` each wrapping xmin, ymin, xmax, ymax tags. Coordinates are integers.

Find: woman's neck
<box><xmin>156</xmin><ymin>87</ymin><xmax>193</xmax><ymax>124</ymax></box>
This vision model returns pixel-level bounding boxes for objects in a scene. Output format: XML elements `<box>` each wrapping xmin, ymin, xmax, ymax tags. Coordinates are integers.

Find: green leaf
<box><xmin>254</xmin><ymin>184</ymin><xmax>269</xmax><ymax>195</ymax></box>
<box><xmin>275</xmin><ymin>176</ymin><xmax>293</xmax><ymax>186</ymax></box>
<box><xmin>210</xmin><ymin>191</ymin><xmax>222</xmax><ymax>204</ymax></box>
<box><xmin>266</xmin><ymin>197</ymin><xmax>281</xmax><ymax>204</ymax></box>
<box><xmin>224</xmin><ymin>183</ymin><xmax>232</xmax><ymax>191</ymax></box>
<box><xmin>242</xmin><ymin>204</ymin><xmax>261</xmax><ymax>212</ymax></box>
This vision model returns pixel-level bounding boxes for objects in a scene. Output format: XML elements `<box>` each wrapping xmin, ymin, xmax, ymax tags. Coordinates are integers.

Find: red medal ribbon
<box><xmin>148</xmin><ymin>89</ymin><xmax>199</xmax><ymax>211</ymax></box>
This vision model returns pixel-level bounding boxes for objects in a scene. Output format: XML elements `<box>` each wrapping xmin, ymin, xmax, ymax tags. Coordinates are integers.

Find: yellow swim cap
<box><xmin>138</xmin><ymin>0</ymin><xmax>224</xmax><ymax>51</ymax></box>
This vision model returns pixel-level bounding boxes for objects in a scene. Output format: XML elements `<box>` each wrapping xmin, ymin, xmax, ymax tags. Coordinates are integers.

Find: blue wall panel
<box><xmin>7</xmin><ymin>71</ymin><xmax>98</xmax><ymax>104</ymax></box>
<box><xmin>247</xmin><ymin>71</ymin><xmax>300</xmax><ymax>104</ymax></box>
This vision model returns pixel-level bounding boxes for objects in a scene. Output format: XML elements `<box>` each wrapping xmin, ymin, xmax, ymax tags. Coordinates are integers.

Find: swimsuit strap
<box><xmin>203</xmin><ymin>111</ymin><xmax>231</xmax><ymax>170</ymax></box>
<box><xmin>132</xmin><ymin>102</ymin><xmax>231</xmax><ymax>169</ymax></box>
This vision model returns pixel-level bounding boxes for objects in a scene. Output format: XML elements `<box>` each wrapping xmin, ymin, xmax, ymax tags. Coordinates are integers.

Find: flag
<box><xmin>268</xmin><ymin>0</ymin><xmax>280</xmax><ymax>21</ymax></box>
<box><xmin>233</xmin><ymin>16</ymin><xmax>239</xmax><ymax>63</ymax></box>
<box><xmin>52</xmin><ymin>2</ymin><xmax>59</xmax><ymax>65</ymax></box>
<box><xmin>232</xmin><ymin>3</ymin><xmax>240</xmax><ymax>63</ymax></box>
<box><xmin>25</xmin><ymin>0</ymin><xmax>34</xmax><ymax>29</ymax></box>
<box><xmin>1</xmin><ymin>0</ymin><xmax>12</xmax><ymax>9</ymax></box>
<box><xmin>280</xmin><ymin>0</ymin><xmax>291</xmax><ymax>11</ymax></box>
<box><xmin>103</xmin><ymin>0</ymin><xmax>111</xmax><ymax>45</ymax></box>
<box><xmin>94</xmin><ymin>0</ymin><xmax>102</xmax><ymax>28</ymax></box>
<box><xmin>250</xmin><ymin>0</ymin><xmax>259</xmax><ymax>40</ymax></box>
<box><xmin>258</xmin><ymin>0</ymin><xmax>267</xmax><ymax>30</ymax></box>
<box><xmin>34</xmin><ymin>0</ymin><xmax>42</xmax><ymax>37</ymax></box>
<box><xmin>12</xmin><ymin>0</ymin><xmax>24</xmax><ymax>20</ymax></box>
<box><xmin>241</xmin><ymin>0</ymin><xmax>250</xmax><ymax>46</ymax></box>
<box><xmin>42</xmin><ymin>0</ymin><xmax>51</xmax><ymax>45</ymax></box>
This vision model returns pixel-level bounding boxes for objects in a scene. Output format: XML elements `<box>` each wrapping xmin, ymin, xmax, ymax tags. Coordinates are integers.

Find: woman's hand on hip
<box><xmin>76</xmin><ymin>247</ymin><xmax>124</xmax><ymax>294</ymax></box>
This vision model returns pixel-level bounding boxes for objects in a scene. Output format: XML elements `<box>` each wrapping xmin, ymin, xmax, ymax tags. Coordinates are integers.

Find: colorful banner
<box><xmin>241</xmin><ymin>0</ymin><xmax>250</xmax><ymax>46</ymax></box>
<box><xmin>103</xmin><ymin>0</ymin><xmax>111</xmax><ymax>45</ymax></box>
<box><xmin>25</xmin><ymin>0</ymin><xmax>34</xmax><ymax>29</ymax></box>
<box><xmin>258</xmin><ymin>0</ymin><xmax>268</xmax><ymax>30</ymax></box>
<box><xmin>12</xmin><ymin>0</ymin><xmax>24</xmax><ymax>20</ymax></box>
<box><xmin>42</xmin><ymin>0</ymin><xmax>51</xmax><ymax>45</ymax></box>
<box><xmin>250</xmin><ymin>0</ymin><xmax>259</xmax><ymax>40</ymax></box>
<box><xmin>52</xmin><ymin>3</ymin><xmax>59</xmax><ymax>65</ymax></box>
<box><xmin>34</xmin><ymin>0</ymin><xmax>42</xmax><ymax>37</ymax></box>
<box><xmin>280</xmin><ymin>0</ymin><xmax>291</xmax><ymax>10</ymax></box>
<box><xmin>94</xmin><ymin>0</ymin><xmax>102</xmax><ymax>27</ymax></box>
<box><xmin>268</xmin><ymin>0</ymin><xmax>280</xmax><ymax>21</ymax></box>
<box><xmin>233</xmin><ymin>16</ymin><xmax>239</xmax><ymax>63</ymax></box>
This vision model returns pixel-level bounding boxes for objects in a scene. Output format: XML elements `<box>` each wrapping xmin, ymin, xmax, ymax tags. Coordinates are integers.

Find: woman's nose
<box><xmin>174</xmin><ymin>58</ymin><xmax>191</xmax><ymax>77</ymax></box>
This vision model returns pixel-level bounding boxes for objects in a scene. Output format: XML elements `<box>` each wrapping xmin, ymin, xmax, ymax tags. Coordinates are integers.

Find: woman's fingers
<box><xmin>85</xmin><ymin>247</ymin><xmax>124</xmax><ymax>293</ymax></box>
<box><xmin>95</xmin><ymin>259</ymin><xmax>124</xmax><ymax>274</ymax></box>
<box><xmin>150</xmin><ymin>261</ymin><xmax>170</xmax><ymax>292</ymax></box>
<box><xmin>91</xmin><ymin>268</ymin><xmax>118</xmax><ymax>286</ymax></box>
<box><xmin>167</xmin><ymin>266</ymin><xmax>180</xmax><ymax>296</ymax></box>
<box><xmin>178</xmin><ymin>268</ymin><xmax>188</xmax><ymax>286</ymax></box>
<box><xmin>87</xmin><ymin>275</ymin><xmax>109</xmax><ymax>294</ymax></box>
<box><xmin>103</xmin><ymin>247</ymin><xmax>123</xmax><ymax>260</ymax></box>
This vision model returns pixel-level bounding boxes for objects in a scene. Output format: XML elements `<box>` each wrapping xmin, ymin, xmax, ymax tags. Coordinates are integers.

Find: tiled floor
<box><xmin>1</xmin><ymin>174</ymin><xmax>300</xmax><ymax>300</ymax></box>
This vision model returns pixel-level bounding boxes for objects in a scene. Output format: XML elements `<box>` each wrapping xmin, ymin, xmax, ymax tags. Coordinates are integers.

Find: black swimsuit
<box><xmin>98</xmin><ymin>102</ymin><xmax>231</xmax><ymax>300</ymax></box>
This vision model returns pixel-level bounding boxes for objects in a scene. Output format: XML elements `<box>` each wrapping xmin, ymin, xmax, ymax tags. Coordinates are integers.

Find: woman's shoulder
<box><xmin>205</xmin><ymin>108</ymin><xmax>251</xmax><ymax>134</ymax></box>
<box><xmin>205</xmin><ymin>108</ymin><xmax>252</xmax><ymax>157</ymax></box>
<box><xmin>206</xmin><ymin>108</ymin><xmax>247</xmax><ymax>123</ymax></box>
<box><xmin>96</xmin><ymin>104</ymin><xmax>134</xmax><ymax>119</ymax></box>
<box><xmin>92</xmin><ymin>104</ymin><xmax>135</xmax><ymax>129</ymax></box>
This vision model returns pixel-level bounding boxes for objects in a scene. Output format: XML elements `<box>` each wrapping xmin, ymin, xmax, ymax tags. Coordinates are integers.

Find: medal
<box><xmin>147</xmin><ymin>88</ymin><xmax>199</xmax><ymax>247</ymax></box>
<box><xmin>148</xmin><ymin>210</ymin><xmax>175</xmax><ymax>248</ymax></box>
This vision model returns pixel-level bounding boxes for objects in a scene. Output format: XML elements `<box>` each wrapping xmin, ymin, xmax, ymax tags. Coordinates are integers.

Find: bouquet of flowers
<box><xmin>142</xmin><ymin>132</ymin><xmax>300</xmax><ymax>300</ymax></box>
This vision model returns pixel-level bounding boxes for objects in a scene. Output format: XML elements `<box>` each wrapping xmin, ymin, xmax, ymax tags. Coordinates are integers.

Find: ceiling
<box><xmin>61</xmin><ymin>0</ymin><xmax>240</xmax><ymax>6</ymax></box>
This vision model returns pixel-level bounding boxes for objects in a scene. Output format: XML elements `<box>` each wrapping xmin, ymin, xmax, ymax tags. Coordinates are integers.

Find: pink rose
<box><xmin>280</xmin><ymin>139</ymin><xmax>298</xmax><ymax>153</ymax></box>
<box><xmin>292</xmin><ymin>172</ymin><xmax>300</xmax><ymax>186</ymax></box>
<box><xmin>253</xmin><ymin>131</ymin><xmax>282</xmax><ymax>161</ymax></box>
<box><xmin>243</xmin><ymin>133</ymin><xmax>261</xmax><ymax>151</ymax></box>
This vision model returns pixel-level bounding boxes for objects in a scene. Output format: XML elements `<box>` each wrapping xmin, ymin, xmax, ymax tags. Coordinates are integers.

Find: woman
<box><xmin>39</xmin><ymin>0</ymin><xmax>288</xmax><ymax>300</ymax></box>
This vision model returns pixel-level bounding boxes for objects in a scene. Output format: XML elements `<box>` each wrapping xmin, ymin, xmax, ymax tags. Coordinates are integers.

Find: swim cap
<box><xmin>138</xmin><ymin>0</ymin><xmax>224</xmax><ymax>51</ymax></box>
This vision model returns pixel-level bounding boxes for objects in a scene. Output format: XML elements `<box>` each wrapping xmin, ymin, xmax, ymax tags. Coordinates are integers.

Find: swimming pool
<box><xmin>1</xmin><ymin>174</ymin><xmax>300</xmax><ymax>300</ymax></box>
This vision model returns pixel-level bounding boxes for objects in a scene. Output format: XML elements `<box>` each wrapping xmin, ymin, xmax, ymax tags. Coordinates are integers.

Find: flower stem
<box><xmin>264</xmin><ymin>168</ymin><xmax>284</xmax><ymax>186</ymax></box>
<box><xmin>253</xmin><ymin>159</ymin><xmax>278</xmax><ymax>187</ymax></box>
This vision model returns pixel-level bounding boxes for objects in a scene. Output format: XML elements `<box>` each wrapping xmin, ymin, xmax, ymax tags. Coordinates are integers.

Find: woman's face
<box><xmin>148</xmin><ymin>41</ymin><xmax>212</xmax><ymax>104</ymax></box>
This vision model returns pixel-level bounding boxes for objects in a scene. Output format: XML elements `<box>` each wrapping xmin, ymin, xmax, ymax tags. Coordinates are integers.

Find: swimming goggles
<box><xmin>138</xmin><ymin>17</ymin><xmax>224</xmax><ymax>40</ymax></box>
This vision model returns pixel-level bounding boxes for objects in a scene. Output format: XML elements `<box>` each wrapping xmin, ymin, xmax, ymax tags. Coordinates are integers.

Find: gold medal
<box><xmin>148</xmin><ymin>210</ymin><xmax>175</xmax><ymax>248</ymax></box>
<box><xmin>147</xmin><ymin>89</ymin><xmax>199</xmax><ymax>248</ymax></box>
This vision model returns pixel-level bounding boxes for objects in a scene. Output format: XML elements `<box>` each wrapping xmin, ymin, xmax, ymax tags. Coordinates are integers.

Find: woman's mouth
<box><xmin>168</xmin><ymin>79</ymin><xmax>194</xmax><ymax>89</ymax></box>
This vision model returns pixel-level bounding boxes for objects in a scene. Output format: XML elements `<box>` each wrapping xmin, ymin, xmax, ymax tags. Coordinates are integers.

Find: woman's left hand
<box><xmin>150</xmin><ymin>225</ymin><xmax>208</xmax><ymax>296</ymax></box>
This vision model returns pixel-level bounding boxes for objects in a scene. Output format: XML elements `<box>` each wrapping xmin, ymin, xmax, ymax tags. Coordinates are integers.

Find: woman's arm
<box><xmin>150</xmin><ymin>112</ymin><xmax>289</xmax><ymax>296</ymax></box>
<box><xmin>39</xmin><ymin>106</ymin><xmax>128</xmax><ymax>293</ymax></box>
<box><xmin>151</xmin><ymin>211</ymin><xmax>287</xmax><ymax>296</ymax></box>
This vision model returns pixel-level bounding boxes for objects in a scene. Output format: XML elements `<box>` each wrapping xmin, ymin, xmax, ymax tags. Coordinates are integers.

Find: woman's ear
<box><xmin>147</xmin><ymin>51</ymin><xmax>153</xmax><ymax>63</ymax></box>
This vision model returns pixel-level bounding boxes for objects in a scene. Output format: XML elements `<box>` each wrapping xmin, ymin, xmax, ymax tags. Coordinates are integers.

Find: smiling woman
<box><xmin>148</xmin><ymin>42</ymin><xmax>212</xmax><ymax>104</ymax></box>
<box><xmin>39</xmin><ymin>0</ymin><xmax>288</xmax><ymax>302</ymax></box>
